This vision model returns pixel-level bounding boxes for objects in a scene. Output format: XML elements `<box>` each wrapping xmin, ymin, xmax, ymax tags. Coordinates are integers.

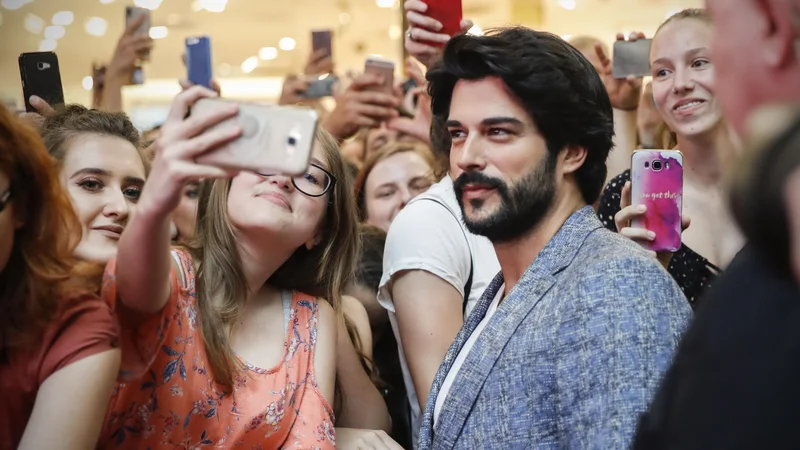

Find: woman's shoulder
<box><xmin>38</xmin><ymin>293</ymin><xmax>119</xmax><ymax>380</ymax></box>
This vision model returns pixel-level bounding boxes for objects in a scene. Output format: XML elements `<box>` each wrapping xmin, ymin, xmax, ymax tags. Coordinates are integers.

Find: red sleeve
<box><xmin>38</xmin><ymin>295</ymin><xmax>120</xmax><ymax>385</ymax></box>
<box><xmin>101</xmin><ymin>251</ymin><xmax>186</xmax><ymax>381</ymax></box>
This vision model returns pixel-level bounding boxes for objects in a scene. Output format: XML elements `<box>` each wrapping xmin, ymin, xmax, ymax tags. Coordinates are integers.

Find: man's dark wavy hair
<box><xmin>426</xmin><ymin>26</ymin><xmax>615</xmax><ymax>204</ymax></box>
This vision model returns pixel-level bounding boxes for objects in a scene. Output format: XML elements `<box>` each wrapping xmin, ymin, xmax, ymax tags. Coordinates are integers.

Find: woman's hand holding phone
<box><xmin>140</xmin><ymin>86</ymin><xmax>241</xmax><ymax>218</ymax></box>
<box><xmin>18</xmin><ymin>95</ymin><xmax>55</xmax><ymax>130</ymax></box>
<box><xmin>596</xmin><ymin>32</ymin><xmax>646</xmax><ymax>111</ymax></box>
<box><xmin>615</xmin><ymin>180</ymin><xmax>691</xmax><ymax>268</ymax></box>
<box><xmin>404</xmin><ymin>0</ymin><xmax>473</xmax><ymax>69</ymax></box>
<box><xmin>322</xmin><ymin>73</ymin><xmax>400</xmax><ymax>141</ymax></box>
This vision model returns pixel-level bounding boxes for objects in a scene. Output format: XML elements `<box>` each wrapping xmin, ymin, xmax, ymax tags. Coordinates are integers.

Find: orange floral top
<box><xmin>99</xmin><ymin>250</ymin><xmax>335</xmax><ymax>449</ymax></box>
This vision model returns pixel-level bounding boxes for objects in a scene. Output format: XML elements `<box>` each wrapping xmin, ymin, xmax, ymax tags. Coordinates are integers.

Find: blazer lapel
<box><xmin>420</xmin><ymin>206</ymin><xmax>604</xmax><ymax>449</ymax></box>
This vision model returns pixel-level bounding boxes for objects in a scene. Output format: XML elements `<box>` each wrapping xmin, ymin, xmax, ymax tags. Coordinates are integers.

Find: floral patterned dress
<box><xmin>99</xmin><ymin>250</ymin><xmax>336</xmax><ymax>449</ymax></box>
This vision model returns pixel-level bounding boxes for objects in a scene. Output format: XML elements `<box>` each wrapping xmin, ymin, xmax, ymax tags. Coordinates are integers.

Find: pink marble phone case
<box><xmin>630</xmin><ymin>150</ymin><xmax>684</xmax><ymax>253</ymax></box>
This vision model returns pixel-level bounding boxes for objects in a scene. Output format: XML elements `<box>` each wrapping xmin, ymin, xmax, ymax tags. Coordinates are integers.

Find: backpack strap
<box><xmin>415</xmin><ymin>197</ymin><xmax>474</xmax><ymax>317</ymax></box>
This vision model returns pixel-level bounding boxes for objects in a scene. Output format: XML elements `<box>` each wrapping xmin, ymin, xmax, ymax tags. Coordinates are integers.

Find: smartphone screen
<box><xmin>630</xmin><ymin>150</ymin><xmax>684</xmax><ymax>253</ymax></box>
<box><xmin>423</xmin><ymin>0</ymin><xmax>463</xmax><ymax>42</ymax></box>
<box><xmin>186</xmin><ymin>36</ymin><xmax>213</xmax><ymax>89</ymax></box>
<box><xmin>612</xmin><ymin>39</ymin><xmax>653</xmax><ymax>79</ymax></box>
<box><xmin>311</xmin><ymin>30</ymin><xmax>333</xmax><ymax>58</ymax></box>
<box><xmin>18</xmin><ymin>52</ymin><xmax>65</xmax><ymax>112</ymax></box>
<box><xmin>364</xmin><ymin>57</ymin><xmax>395</xmax><ymax>95</ymax></box>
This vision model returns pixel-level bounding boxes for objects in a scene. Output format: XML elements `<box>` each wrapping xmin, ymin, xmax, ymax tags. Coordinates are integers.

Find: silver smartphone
<box><xmin>193</xmin><ymin>99</ymin><xmax>319</xmax><ymax>175</ymax></box>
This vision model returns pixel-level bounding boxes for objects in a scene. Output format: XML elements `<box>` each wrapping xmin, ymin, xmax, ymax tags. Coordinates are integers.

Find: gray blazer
<box><xmin>418</xmin><ymin>206</ymin><xmax>692</xmax><ymax>450</ymax></box>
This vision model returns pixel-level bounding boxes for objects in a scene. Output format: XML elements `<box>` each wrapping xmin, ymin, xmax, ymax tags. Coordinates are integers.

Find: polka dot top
<box><xmin>597</xmin><ymin>170</ymin><xmax>722</xmax><ymax>309</ymax></box>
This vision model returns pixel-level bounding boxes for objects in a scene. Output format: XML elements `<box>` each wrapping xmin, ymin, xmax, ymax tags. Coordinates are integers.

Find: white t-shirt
<box><xmin>433</xmin><ymin>285</ymin><xmax>504</xmax><ymax>426</ymax></box>
<box><xmin>378</xmin><ymin>175</ymin><xmax>500</xmax><ymax>448</ymax></box>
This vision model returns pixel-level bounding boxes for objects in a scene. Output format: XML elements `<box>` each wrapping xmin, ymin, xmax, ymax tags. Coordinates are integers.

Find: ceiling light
<box><xmin>468</xmin><ymin>25</ymin><xmax>482</xmax><ymax>36</ymax></box>
<box><xmin>376</xmin><ymin>0</ymin><xmax>395</xmax><ymax>7</ymax></box>
<box><xmin>24</xmin><ymin>13</ymin><xmax>43</xmax><ymax>34</ymax></box>
<box><xmin>149</xmin><ymin>26</ymin><xmax>168</xmax><ymax>39</ymax></box>
<box><xmin>1</xmin><ymin>0</ymin><xmax>28</xmax><ymax>11</ymax></box>
<box><xmin>218</xmin><ymin>63</ymin><xmax>231</xmax><ymax>76</ymax></box>
<box><xmin>45</xmin><ymin>25</ymin><xmax>65</xmax><ymax>39</ymax></box>
<box><xmin>558</xmin><ymin>0</ymin><xmax>576</xmax><ymax>11</ymax></box>
<box><xmin>241</xmin><ymin>57</ymin><xmax>258</xmax><ymax>74</ymax></box>
<box><xmin>134</xmin><ymin>0</ymin><xmax>162</xmax><ymax>10</ymax></box>
<box><xmin>82</xmin><ymin>76</ymin><xmax>93</xmax><ymax>91</ymax></box>
<box><xmin>279</xmin><ymin>37</ymin><xmax>296</xmax><ymax>51</ymax></box>
<box><xmin>52</xmin><ymin>11</ymin><xmax>73</xmax><ymax>26</ymax></box>
<box><xmin>388</xmin><ymin>24</ymin><xmax>402</xmax><ymax>40</ymax></box>
<box><xmin>198</xmin><ymin>0</ymin><xmax>227</xmax><ymax>12</ymax></box>
<box><xmin>258</xmin><ymin>47</ymin><xmax>277</xmax><ymax>60</ymax></box>
<box><xmin>38</xmin><ymin>38</ymin><xmax>57</xmax><ymax>51</ymax></box>
<box><xmin>85</xmin><ymin>17</ymin><xmax>108</xmax><ymax>36</ymax></box>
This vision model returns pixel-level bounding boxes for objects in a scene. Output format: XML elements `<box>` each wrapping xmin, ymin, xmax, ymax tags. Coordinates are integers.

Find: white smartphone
<box><xmin>193</xmin><ymin>99</ymin><xmax>319</xmax><ymax>176</ymax></box>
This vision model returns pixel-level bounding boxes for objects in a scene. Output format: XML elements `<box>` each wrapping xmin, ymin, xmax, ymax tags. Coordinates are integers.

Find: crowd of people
<box><xmin>1</xmin><ymin>0</ymin><xmax>800</xmax><ymax>448</ymax></box>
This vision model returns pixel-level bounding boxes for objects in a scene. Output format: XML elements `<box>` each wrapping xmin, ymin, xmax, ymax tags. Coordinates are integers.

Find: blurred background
<box><xmin>0</xmin><ymin>0</ymin><xmax>701</xmax><ymax>129</ymax></box>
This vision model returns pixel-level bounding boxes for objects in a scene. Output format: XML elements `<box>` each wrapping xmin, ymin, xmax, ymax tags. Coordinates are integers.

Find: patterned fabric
<box><xmin>99</xmin><ymin>250</ymin><xmax>335</xmax><ymax>449</ymax></box>
<box><xmin>598</xmin><ymin>170</ymin><xmax>720</xmax><ymax>307</ymax></box>
<box><xmin>418</xmin><ymin>206</ymin><xmax>692</xmax><ymax>450</ymax></box>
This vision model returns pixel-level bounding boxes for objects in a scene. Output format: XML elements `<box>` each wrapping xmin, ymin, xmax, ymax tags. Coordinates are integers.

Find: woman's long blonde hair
<box><xmin>191</xmin><ymin>128</ymin><xmax>360</xmax><ymax>388</ymax></box>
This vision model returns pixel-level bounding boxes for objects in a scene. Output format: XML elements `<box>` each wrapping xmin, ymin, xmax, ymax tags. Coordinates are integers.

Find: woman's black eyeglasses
<box><xmin>256</xmin><ymin>163</ymin><xmax>337</xmax><ymax>198</ymax></box>
<box><xmin>0</xmin><ymin>189</ymin><xmax>10</xmax><ymax>213</ymax></box>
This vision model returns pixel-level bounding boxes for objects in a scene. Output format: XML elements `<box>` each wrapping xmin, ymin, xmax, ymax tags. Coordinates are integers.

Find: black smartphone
<box><xmin>19</xmin><ymin>52</ymin><xmax>65</xmax><ymax>112</ymax></box>
<box><xmin>311</xmin><ymin>29</ymin><xmax>332</xmax><ymax>58</ymax></box>
<box><xmin>612</xmin><ymin>39</ymin><xmax>653</xmax><ymax>79</ymax></box>
<box><xmin>302</xmin><ymin>75</ymin><xmax>338</xmax><ymax>98</ymax></box>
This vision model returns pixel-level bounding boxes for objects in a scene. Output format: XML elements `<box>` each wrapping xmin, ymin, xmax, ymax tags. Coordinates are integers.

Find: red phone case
<box><xmin>423</xmin><ymin>0</ymin><xmax>462</xmax><ymax>46</ymax></box>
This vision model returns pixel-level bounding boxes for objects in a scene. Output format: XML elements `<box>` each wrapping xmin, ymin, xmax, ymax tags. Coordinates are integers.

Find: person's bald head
<box><xmin>567</xmin><ymin>35</ymin><xmax>608</xmax><ymax>73</ymax></box>
<box><xmin>705</xmin><ymin>0</ymin><xmax>800</xmax><ymax>134</ymax></box>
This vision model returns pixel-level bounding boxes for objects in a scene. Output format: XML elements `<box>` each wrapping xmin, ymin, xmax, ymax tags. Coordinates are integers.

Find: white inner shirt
<box><xmin>433</xmin><ymin>284</ymin><xmax>505</xmax><ymax>427</ymax></box>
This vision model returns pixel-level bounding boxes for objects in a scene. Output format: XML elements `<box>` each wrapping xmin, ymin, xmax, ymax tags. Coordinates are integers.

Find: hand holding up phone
<box><xmin>615</xmin><ymin>180</ymin><xmax>691</xmax><ymax>268</ymax></box>
<box><xmin>595</xmin><ymin>32</ymin><xmax>645</xmax><ymax>111</ymax></box>
<box><xmin>404</xmin><ymin>0</ymin><xmax>473</xmax><ymax>69</ymax></box>
<box><xmin>322</xmin><ymin>73</ymin><xmax>400</xmax><ymax>141</ymax></box>
<box><xmin>108</xmin><ymin>13</ymin><xmax>154</xmax><ymax>80</ymax></box>
<box><xmin>142</xmin><ymin>87</ymin><xmax>241</xmax><ymax>217</ymax></box>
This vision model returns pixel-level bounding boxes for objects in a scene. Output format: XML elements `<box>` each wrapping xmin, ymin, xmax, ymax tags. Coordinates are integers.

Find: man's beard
<box><xmin>453</xmin><ymin>154</ymin><xmax>558</xmax><ymax>244</ymax></box>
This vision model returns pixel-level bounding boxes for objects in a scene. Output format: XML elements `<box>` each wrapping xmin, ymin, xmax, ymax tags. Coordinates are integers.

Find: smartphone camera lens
<box><xmin>287</xmin><ymin>136</ymin><xmax>297</xmax><ymax>146</ymax></box>
<box><xmin>37</xmin><ymin>62</ymin><xmax>50</xmax><ymax>70</ymax></box>
<box><xmin>652</xmin><ymin>160</ymin><xmax>663</xmax><ymax>171</ymax></box>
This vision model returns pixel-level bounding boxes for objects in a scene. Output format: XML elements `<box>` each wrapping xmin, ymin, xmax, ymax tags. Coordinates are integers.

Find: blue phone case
<box><xmin>186</xmin><ymin>36</ymin><xmax>212</xmax><ymax>89</ymax></box>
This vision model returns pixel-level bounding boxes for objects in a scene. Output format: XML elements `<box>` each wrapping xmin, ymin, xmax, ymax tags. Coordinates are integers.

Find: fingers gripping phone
<box><xmin>630</xmin><ymin>150</ymin><xmax>684</xmax><ymax>253</ymax></box>
<box><xmin>186</xmin><ymin>36</ymin><xmax>213</xmax><ymax>89</ymax></box>
<box><xmin>193</xmin><ymin>99</ymin><xmax>319</xmax><ymax>176</ymax></box>
<box><xmin>19</xmin><ymin>52</ymin><xmax>65</xmax><ymax>112</ymax></box>
<box><xmin>423</xmin><ymin>0</ymin><xmax>463</xmax><ymax>43</ymax></box>
<box><xmin>612</xmin><ymin>39</ymin><xmax>653</xmax><ymax>79</ymax></box>
<box><xmin>125</xmin><ymin>6</ymin><xmax>151</xmax><ymax>85</ymax></box>
<box><xmin>364</xmin><ymin>57</ymin><xmax>395</xmax><ymax>95</ymax></box>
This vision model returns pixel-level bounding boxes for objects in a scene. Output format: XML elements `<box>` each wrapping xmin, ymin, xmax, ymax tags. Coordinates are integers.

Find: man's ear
<box><xmin>785</xmin><ymin>169</ymin><xmax>800</xmax><ymax>284</ymax></box>
<box><xmin>759</xmin><ymin>0</ymin><xmax>798</xmax><ymax>68</ymax></box>
<box><xmin>561</xmin><ymin>145</ymin><xmax>588</xmax><ymax>175</ymax></box>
